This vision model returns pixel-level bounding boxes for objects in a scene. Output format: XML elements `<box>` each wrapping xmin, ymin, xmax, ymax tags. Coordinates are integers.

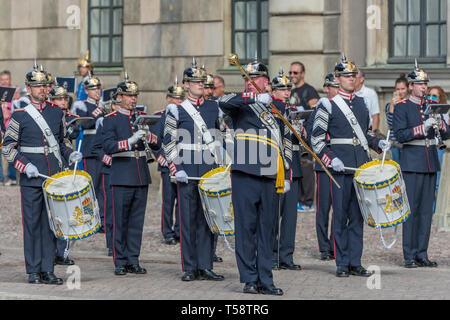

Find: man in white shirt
<box><xmin>355</xmin><ymin>70</ymin><xmax>380</xmax><ymax>132</ymax></box>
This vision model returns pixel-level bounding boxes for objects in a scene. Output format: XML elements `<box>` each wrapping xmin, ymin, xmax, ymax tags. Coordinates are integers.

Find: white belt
<box><xmin>20</xmin><ymin>146</ymin><xmax>54</xmax><ymax>154</ymax></box>
<box><xmin>403</xmin><ymin>139</ymin><xmax>437</xmax><ymax>147</ymax></box>
<box><xmin>112</xmin><ymin>151</ymin><xmax>147</xmax><ymax>158</ymax></box>
<box><xmin>83</xmin><ymin>129</ymin><xmax>97</xmax><ymax>135</ymax></box>
<box><xmin>178</xmin><ymin>143</ymin><xmax>212</xmax><ymax>152</ymax></box>
<box><xmin>330</xmin><ymin>138</ymin><xmax>361</xmax><ymax>146</ymax></box>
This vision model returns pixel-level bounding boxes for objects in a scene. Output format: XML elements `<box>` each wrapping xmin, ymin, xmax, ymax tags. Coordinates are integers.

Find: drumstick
<box><xmin>38</xmin><ymin>173</ymin><xmax>58</xmax><ymax>181</ymax></box>
<box><xmin>72</xmin><ymin>140</ymin><xmax>82</xmax><ymax>182</ymax></box>
<box><xmin>381</xmin><ymin>130</ymin><xmax>391</xmax><ymax>169</ymax></box>
<box><xmin>170</xmin><ymin>176</ymin><xmax>220</xmax><ymax>181</ymax></box>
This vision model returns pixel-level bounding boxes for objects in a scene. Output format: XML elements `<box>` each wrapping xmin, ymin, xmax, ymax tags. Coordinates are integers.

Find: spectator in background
<box><xmin>213</xmin><ymin>76</ymin><xmax>225</xmax><ymax>100</ymax></box>
<box><xmin>355</xmin><ymin>70</ymin><xmax>380</xmax><ymax>132</ymax></box>
<box><xmin>289</xmin><ymin>61</ymin><xmax>318</xmax><ymax>213</ymax></box>
<box><xmin>289</xmin><ymin>61</ymin><xmax>319</xmax><ymax>109</ymax></box>
<box><xmin>0</xmin><ymin>70</ymin><xmax>20</xmax><ymax>186</ymax></box>
<box><xmin>385</xmin><ymin>74</ymin><xmax>409</xmax><ymax>164</ymax></box>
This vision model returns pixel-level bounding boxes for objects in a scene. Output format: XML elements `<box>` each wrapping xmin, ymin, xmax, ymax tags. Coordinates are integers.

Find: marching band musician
<box><xmin>392</xmin><ymin>62</ymin><xmax>449</xmax><ymax>268</ymax></box>
<box><xmin>48</xmin><ymin>85</ymin><xmax>79</xmax><ymax>266</ymax></box>
<box><xmin>163</xmin><ymin>59</ymin><xmax>225</xmax><ymax>282</ymax></box>
<box><xmin>102</xmin><ymin>74</ymin><xmax>160</xmax><ymax>276</ymax></box>
<box><xmin>203</xmin><ymin>73</ymin><xmax>215</xmax><ymax>100</ymax></box>
<box><xmin>76</xmin><ymin>51</ymin><xmax>94</xmax><ymax>102</ymax></box>
<box><xmin>93</xmin><ymin>92</ymin><xmax>118</xmax><ymax>257</ymax></box>
<box><xmin>73</xmin><ymin>75</ymin><xmax>105</xmax><ymax>232</ymax></box>
<box><xmin>310</xmin><ymin>56</ymin><xmax>390</xmax><ymax>277</ymax></box>
<box><xmin>154</xmin><ymin>79</ymin><xmax>184</xmax><ymax>245</ymax></box>
<box><xmin>306</xmin><ymin>73</ymin><xmax>339</xmax><ymax>261</ymax></box>
<box><xmin>2</xmin><ymin>64</ymin><xmax>82</xmax><ymax>285</ymax></box>
<box><xmin>217</xmin><ymin>60</ymin><xmax>292</xmax><ymax>295</ymax></box>
<box><xmin>270</xmin><ymin>68</ymin><xmax>302</xmax><ymax>271</ymax></box>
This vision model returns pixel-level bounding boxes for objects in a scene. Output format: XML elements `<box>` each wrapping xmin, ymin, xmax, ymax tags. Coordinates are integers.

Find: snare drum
<box><xmin>353</xmin><ymin>160</ymin><xmax>410</xmax><ymax>229</ymax></box>
<box><xmin>42</xmin><ymin>170</ymin><xmax>101</xmax><ymax>241</ymax></box>
<box><xmin>198</xmin><ymin>167</ymin><xmax>234</xmax><ymax>237</ymax></box>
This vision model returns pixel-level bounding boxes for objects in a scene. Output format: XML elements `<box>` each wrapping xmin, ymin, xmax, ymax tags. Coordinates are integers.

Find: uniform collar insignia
<box><xmin>86</xmin><ymin>97</ymin><xmax>98</xmax><ymax>105</ymax></box>
<box><xmin>338</xmin><ymin>89</ymin><xmax>354</xmax><ymax>101</ymax></box>
<box><xmin>409</xmin><ymin>95</ymin><xmax>422</xmax><ymax>105</ymax></box>
<box><xmin>187</xmin><ymin>93</ymin><xmax>204</xmax><ymax>106</ymax></box>
<box><xmin>118</xmin><ymin>107</ymin><xmax>133</xmax><ymax>116</ymax></box>
<box><xmin>30</xmin><ymin>98</ymin><xmax>44</xmax><ymax>111</ymax></box>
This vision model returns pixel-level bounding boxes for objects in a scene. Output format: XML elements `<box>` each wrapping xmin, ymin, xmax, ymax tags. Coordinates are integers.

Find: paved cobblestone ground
<box><xmin>0</xmin><ymin>184</ymin><xmax>449</xmax><ymax>301</ymax></box>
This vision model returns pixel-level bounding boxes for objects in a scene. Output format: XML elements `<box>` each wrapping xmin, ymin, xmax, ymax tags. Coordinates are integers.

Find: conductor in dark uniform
<box><xmin>102</xmin><ymin>74</ymin><xmax>160</xmax><ymax>275</ymax></box>
<box><xmin>310</xmin><ymin>56</ymin><xmax>390</xmax><ymax>277</ymax></box>
<box><xmin>163</xmin><ymin>59</ymin><xmax>225</xmax><ymax>282</ymax></box>
<box><xmin>270</xmin><ymin>68</ymin><xmax>302</xmax><ymax>271</ymax></box>
<box><xmin>218</xmin><ymin>60</ymin><xmax>292</xmax><ymax>295</ymax></box>
<box><xmin>393</xmin><ymin>62</ymin><xmax>449</xmax><ymax>268</ymax></box>
<box><xmin>2</xmin><ymin>64</ymin><xmax>82</xmax><ymax>284</ymax></box>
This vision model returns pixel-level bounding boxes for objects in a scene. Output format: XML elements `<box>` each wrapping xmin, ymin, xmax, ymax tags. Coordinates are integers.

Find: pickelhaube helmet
<box><xmin>78</xmin><ymin>50</ymin><xmax>94</xmax><ymax>70</ymax></box>
<box><xmin>323</xmin><ymin>73</ymin><xmax>339</xmax><ymax>87</ymax></box>
<box><xmin>408</xmin><ymin>59</ymin><xmax>429</xmax><ymax>84</ymax></box>
<box><xmin>25</xmin><ymin>61</ymin><xmax>48</xmax><ymax>87</ymax></box>
<box><xmin>271</xmin><ymin>67</ymin><xmax>292</xmax><ymax>90</ymax></box>
<box><xmin>46</xmin><ymin>72</ymin><xmax>56</xmax><ymax>86</ymax></box>
<box><xmin>83</xmin><ymin>72</ymin><xmax>102</xmax><ymax>90</ymax></box>
<box><xmin>48</xmin><ymin>85</ymin><xmax>70</xmax><ymax>100</ymax></box>
<box><xmin>116</xmin><ymin>72</ymin><xmax>139</xmax><ymax>96</ymax></box>
<box><xmin>243</xmin><ymin>60</ymin><xmax>269</xmax><ymax>78</ymax></box>
<box><xmin>334</xmin><ymin>54</ymin><xmax>358</xmax><ymax>76</ymax></box>
<box><xmin>167</xmin><ymin>76</ymin><xmax>185</xmax><ymax>99</ymax></box>
<box><xmin>204</xmin><ymin>73</ymin><xmax>214</xmax><ymax>88</ymax></box>
<box><xmin>183</xmin><ymin>58</ymin><xmax>207</xmax><ymax>83</ymax></box>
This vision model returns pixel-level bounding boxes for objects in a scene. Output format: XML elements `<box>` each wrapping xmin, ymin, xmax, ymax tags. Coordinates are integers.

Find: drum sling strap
<box><xmin>24</xmin><ymin>104</ymin><xmax>64</xmax><ymax>170</ymax></box>
<box><xmin>180</xmin><ymin>100</ymin><xmax>224</xmax><ymax>165</ymax></box>
<box><xmin>332</xmin><ymin>95</ymin><xmax>371</xmax><ymax>158</ymax></box>
<box><xmin>247</xmin><ymin>102</ymin><xmax>286</xmax><ymax>193</ymax></box>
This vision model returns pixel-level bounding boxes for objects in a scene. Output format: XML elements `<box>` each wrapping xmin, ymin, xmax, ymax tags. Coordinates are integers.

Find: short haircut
<box><xmin>290</xmin><ymin>61</ymin><xmax>305</xmax><ymax>73</ymax></box>
<box><xmin>0</xmin><ymin>70</ymin><xmax>11</xmax><ymax>77</ymax></box>
<box><xmin>213</xmin><ymin>75</ymin><xmax>225</xmax><ymax>86</ymax></box>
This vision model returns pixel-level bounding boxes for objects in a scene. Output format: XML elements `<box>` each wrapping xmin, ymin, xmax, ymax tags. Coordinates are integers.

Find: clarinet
<box><xmin>423</xmin><ymin>94</ymin><xmax>446</xmax><ymax>150</ymax></box>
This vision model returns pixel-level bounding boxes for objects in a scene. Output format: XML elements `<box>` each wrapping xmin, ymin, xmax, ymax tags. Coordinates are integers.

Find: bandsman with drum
<box><xmin>2</xmin><ymin>64</ymin><xmax>82</xmax><ymax>284</ymax></box>
<box><xmin>163</xmin><ymin>59</ymin><xmax>225</xmax><ymax>282</ymax></box>
<box><xmin>310</xmin><ymin>56</ymin><xmax>390</xmax><ymax>277</ymax></box>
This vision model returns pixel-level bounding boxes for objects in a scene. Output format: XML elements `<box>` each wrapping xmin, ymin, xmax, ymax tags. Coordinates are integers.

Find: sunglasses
<box><xmin>289</xmin><ymin>71</ymin><xmax>300</xmax><ymax>75</ymax></box>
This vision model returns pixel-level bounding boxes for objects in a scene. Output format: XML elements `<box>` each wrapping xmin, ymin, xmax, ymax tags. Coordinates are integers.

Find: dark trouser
<box><xmin>56</xmin><ymin>239</ymin><xmax>69</xmax><ymax>258</ymax></box>
<box><xmin>232</xmin><ymin>171</ymin><xmax>278</xmax><ymax>287</ymax></box>
<box><xmin>298</xmin><ymin>154</ymin><xmax>314</xmax><ymax>206</ymax></box>
<box><xmin>402</xmin><ymin>172</ymin><xmax>437</xmax><ymax>261</ymax></box>
<box><xmin>20</xmin><ymin>186</ymin><xmax>56</xmax><ymax>274</ymax></box>
<box><xmin>160</xmin><ymin>171</ymin><xmax>179</xmax><ymax>239</ymax></box>
<box><xmin>330</xmin><ymin>175</ymin><xmax>364</xmax><ymax>268</ymax></box>
<box><xmin>83</xmin><ymin>158</ymin><xmax>103</xmax><ymax>225</ymax></box>
<box><xmin>177</xmin><ymin>181</ymin><xmax>214</xmax><ymax>272</ymax></box>
<box><xmin>99</xmin><ymin>173</ymin><xmax>113</xmax><ymax>250</ymax></box>
<box><xmin>315</xmin><ymin>171</ymin><xmax>334</xmax><ymax>254</ymax></box>
<box><xmin>111</xmin><ymin>185</ymin><xmax>148</xmax><ymax>267</ymax></box>
<box><xmin>272</xmin><ymin>178</ymin><xmax>300</xmax><ymax>264</ymax></box>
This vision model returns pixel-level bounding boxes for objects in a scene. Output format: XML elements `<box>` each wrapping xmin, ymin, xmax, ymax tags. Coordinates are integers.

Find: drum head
<box><xmin>354</xmin><ymin>160</ymin><xmax>400</xmax><ymax>189</ymax></box>
<box><xmin>44</xmin><ymin>170</ymin><xmax>92</xmax><ymax>200</ymax></box>
<box><xmin>198</xmin><ymin>167</ymin><xmax>231</xmax><ymax>195</ymax></box>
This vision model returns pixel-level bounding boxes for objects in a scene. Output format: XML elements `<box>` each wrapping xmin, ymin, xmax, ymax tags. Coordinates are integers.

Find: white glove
<box><xmin>424</xmin><ymin>118</ymin><xmax>437</xmax><ymax>132</ymax></box>
<box><xmin>174</xmin><ymin>170</ymin><xmax>188</xmax><ymax>184</ymax></box>
<box><xmin>128</xmin><ymin>130</ymin><xmax>146</xmax><ymax>146</ymax></box>
<box><xmin>378</xmin><ymin>140</ymin><xmax>391</xmax><ymax>152</ymax></box>
<box><xmin>283</xmin><ymin>180</ymin><xmax>291</xmax><ymax>193</ymax></box>
<box><xmin>331</xmin><ymin>157</ymin><xmax>345</xmax><ymax>172</ymax></box>
<box><xmin>256</xmin><ymin>93</ymin><xmax>273</xmax><ymax>106</ymax></box>
<box><xmin>24</xmin><ymin>163</ymin><xmax>39</xmax><ymax>179</ymax></box>
<box><xmin>69</xmin><ymin>151</ymin><xmax>83</xmax><ymax>165</ymax></box>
